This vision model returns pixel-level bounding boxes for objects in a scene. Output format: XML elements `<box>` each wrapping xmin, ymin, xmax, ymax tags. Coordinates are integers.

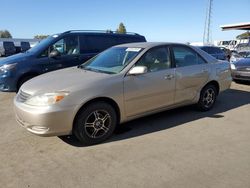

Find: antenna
<box><xmin>203</xmin><ymin>0</ymin><xmax>213</xmax><ymax>45</ymax></box>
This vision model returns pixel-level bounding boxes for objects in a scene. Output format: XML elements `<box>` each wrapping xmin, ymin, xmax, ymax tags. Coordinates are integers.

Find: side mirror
<box><xmin>49</xmin><ymin>50</ymin><xmax>60</xmax><ymax>58</ymax></box>
<box><xmin>128</xmin><ymin>66</ymin><xmax>147</xmax><ymax>75</ymax></box>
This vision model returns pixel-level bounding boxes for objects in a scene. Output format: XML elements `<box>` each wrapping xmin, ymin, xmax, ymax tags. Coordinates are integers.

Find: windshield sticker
<box><xmin>52</xmin><ymin>35</ymin><xmax>59</xmax><ymax>38</ymax></box>
<box><xmin>126</xmin><ymin>48</ymin><xmax>141</xmax><ymax>52</ymax></box>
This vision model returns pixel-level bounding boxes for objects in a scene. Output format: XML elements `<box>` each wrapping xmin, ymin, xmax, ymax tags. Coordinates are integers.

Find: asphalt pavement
<box><xmin>0</xmin><ymin>82</ymin><xmax>249</xmax><ymax>188</ymax></box>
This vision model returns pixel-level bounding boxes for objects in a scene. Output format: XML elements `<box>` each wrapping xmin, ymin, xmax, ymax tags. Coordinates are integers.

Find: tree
<box><xmin>116</xmin><ymin>22</ymin><xmax>127</xmax><ymax>34</ymax></box>
<box><xmin>236</xmin><ymin>31</ymin><xmax>250</xmax><ymax>39</ymax></box>
<box><xmin>34</xmin><ymin>35</ymin><xmax>49</xmax><ymax>40</ymax></box>
<box><xmin>0</xmin><ymin>30</ymin><xmax>12</xmax><ymax>38</ymax></box>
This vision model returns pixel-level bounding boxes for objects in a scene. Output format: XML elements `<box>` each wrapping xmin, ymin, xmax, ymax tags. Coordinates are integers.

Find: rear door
<box><xmin>124</xmin><ymin>46</ymin><xmax>175</xmax><ymax>117</ymax></box>
<box><xmin>171</xmin><ymin>45</ymin><xmax>209</xmax><ymax>104</ymax></box>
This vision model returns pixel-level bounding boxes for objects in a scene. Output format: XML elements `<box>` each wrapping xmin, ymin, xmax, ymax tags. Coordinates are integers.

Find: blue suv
<box><xmin>0</xmin><ymin>30</ymin><xmax>146</xmax><ymax>92</ymax></box>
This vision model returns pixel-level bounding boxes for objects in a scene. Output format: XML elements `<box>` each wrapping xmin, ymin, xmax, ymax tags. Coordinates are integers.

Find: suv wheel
<box><xmin>73</xmin><ymin>102</ymin><xmax>117</xmax><ymax>145</ymax></box>
<box><xmin>197</xmin><ymin>84</ymin><xmax>217</xmax><ymax>111</ymax></box>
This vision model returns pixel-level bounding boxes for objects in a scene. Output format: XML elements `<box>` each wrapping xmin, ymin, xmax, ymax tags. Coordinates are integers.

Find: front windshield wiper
<box><xmin>79</xmin><ymin>66</ymin><xmax>114</xmax><ymax>74</ymax></box>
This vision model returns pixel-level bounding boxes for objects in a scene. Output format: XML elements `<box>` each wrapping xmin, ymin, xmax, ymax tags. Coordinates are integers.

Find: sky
<box><xmin>1</xmin><ymin>0</ymin><xmax>250</xmax><ymax>43</ymax></box>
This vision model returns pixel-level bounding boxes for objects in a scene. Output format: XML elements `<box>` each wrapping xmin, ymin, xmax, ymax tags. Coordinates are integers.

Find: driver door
<box><xmin>37</xmin><ymin>35</ymin><xmax>82</xmax><ymax>74</ymax></box>
<box><xmin>123</xmin><ymin>46</ymin><xmax>175</xmax><ymax>117</ymax></box>
<box><xmin>48</xmin><ymin>35</ymin><xmax>81</xmax><ymax>69</ymax></box>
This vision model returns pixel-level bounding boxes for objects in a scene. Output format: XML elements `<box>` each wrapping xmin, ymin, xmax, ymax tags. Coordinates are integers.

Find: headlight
<box><xmin>230</xmin><ymin>63</ymin><xmax>236</xmax><ymax>70</ymax></box>
<box><xmin>0</xmin><ymin>63</ymin><xmax>17</xmax><ymax>74</ymax></box>
<box><xmin>25</xmin><ymin>92</ymin><xmax>69</xmax><ymax>106</ymax></box>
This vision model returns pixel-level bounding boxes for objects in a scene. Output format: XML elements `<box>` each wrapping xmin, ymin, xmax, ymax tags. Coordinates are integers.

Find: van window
<box><xmin>116</xmin><ymin>36</ymin><xmax>143</xmax><ymax>44</ymax></box>
<box><xmin>3</xmin><ymin>42</ymin><xmax>15</xmax><ymax>49</ymax></box>
<box><xmin>39</xmin><ymin>35</ymin><xmax>80</xmax><ymax>57</ymax></box>
<box><xmin>50</xmin><ymin>36</ymin><xmax>80</xmax><ymax>55</ymax></box>
<box><xmin>80</xmin><ymin>35</ymin><xmax>117</xmax><ymax>54</ymax></box>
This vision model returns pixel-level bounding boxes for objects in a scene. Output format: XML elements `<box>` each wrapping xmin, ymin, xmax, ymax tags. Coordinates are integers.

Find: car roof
<box><xmin>199</xmin><ymin>46</ymin><xmax>219</xmax><ymax>48</ymax></box>
<box><xmin>115</xmin><ymin>42</ymin><xmax>187</xmax><ymax>49</ymax></box>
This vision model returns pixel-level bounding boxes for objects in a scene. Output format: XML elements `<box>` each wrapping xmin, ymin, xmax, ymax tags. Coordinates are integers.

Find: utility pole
<box><xmin>203</xmin><ymin>0</ymin><xmax>213</xmax><ymax>45</ymax></box>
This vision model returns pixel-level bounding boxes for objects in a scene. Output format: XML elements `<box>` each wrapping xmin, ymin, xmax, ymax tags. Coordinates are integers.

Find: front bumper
<box><xmin>231</xmin><ymin>70</ymin><xmax>250</xmax><ymax>81</ymax></box>
<box><xmin>14</xmin><ymin>97</ymin><xmax>76</xmax><ymax>136</ymax></box>
<box><xmin>0</xmin><ymin>72</ymin><xmax>17</xmax><ymax>92</ymax></box>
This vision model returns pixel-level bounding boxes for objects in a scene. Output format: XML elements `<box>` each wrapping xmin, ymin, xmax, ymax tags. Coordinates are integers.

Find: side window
<box><xmin>136</xmin><ymin>47</ymin><xmax>171</xmax><ymax>72</ymax></box>
<box><xmin>50</xmin><ymin>35</ymin><xmax>80</xmax><ymax>55</ymax></box>
<box><xmin>172</xmin><ymin>46</ymin><xmax>206</xmax><ymax>67</ymax></box>
<box><xmin>80</xmin><ymin>35</ymin><xmax>117</xmax><ymax>54</ymax></box>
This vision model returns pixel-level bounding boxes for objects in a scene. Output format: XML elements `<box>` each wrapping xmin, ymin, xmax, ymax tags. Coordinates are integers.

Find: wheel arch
<box><xmin>17</xmin><ymin>72</ymin><xmax>39</xmax><ymax>89</ymax></box>
<box><xmin>203</xmin><ymin>80</ymin><xmax>220</xmax><ymax>95</ymax></box>
<box><xmin>73</xmin><ymin>97</ymin><xmax>121</xmax><ymax>126</ymax></box>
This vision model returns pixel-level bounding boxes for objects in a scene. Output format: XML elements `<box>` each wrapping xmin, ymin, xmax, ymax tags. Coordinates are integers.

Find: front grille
<box><xmin>235</xmin><ymin>75</ymin><xmax>250</xmax><ymax>79</ymax></box>
<box><xmin>237</xmin><ymin>67</ymin><xmax>250</xmax><ymax>72</ymax></box>
<box><xmin>17</xmin><ymin>90</ymin><xmax>31</xmax><ymax>102</ymax></box>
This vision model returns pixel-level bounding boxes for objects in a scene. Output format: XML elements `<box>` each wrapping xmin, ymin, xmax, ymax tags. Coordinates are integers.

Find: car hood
<box><xmin>21</xmin><ymin>67</ymin><xmax>112</xmax><ymax>94</ymax></box>
<box><xmin>234</xmin><ymin>58</ymin><xmax>250</xmax><ymax>67</ymax></box>
<box><xmin>0</xmin><ymin>52</ymin><xmax>31</xmax><ymax>66</ymax></box>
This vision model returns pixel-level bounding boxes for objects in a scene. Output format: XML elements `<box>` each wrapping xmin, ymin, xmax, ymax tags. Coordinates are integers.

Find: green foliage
<box><xmin>236</xmin><ymin>31</ymin><xmax>250</xmax><ymax>39</ymax></box>
<box><xmin>116</xmin><ymin>23</ymin><xmax>127</xmax><ymax>34</ymax></box>
<box><xmin>34</xmin><ymin>35</ymin><xmax>49</xmax><ymax>39</ymax></box>
<box><xmin>0</xmin><ymin>30</ymin><xmax>12</xmax><ymax>38</ymax></box>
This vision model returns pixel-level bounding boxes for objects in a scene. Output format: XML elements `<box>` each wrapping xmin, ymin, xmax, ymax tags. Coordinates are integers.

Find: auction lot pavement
<box><xmin>0</xmin><ymin>82</ymin><xmax>249</xmax><ymax>188</ymax></box>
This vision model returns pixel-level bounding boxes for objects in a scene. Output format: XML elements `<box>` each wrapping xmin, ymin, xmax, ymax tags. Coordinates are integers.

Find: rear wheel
<box><xmin>73</xmin><ymin>102</ymin><xmax>117</xmax><ymax>145</ymax></box>
<box><xmin>197</xmin><ymin>84</ymin><xmax>217</xmax><ymax>111</ymax></box>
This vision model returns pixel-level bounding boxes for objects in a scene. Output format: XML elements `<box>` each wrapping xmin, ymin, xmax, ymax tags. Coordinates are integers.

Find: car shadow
<box><xmin>59</xmin><ymin>88</ymin><xmax>250</xmax><ymax>147</ymax></box>
<box><xmin>234</xmin><ymin>80</ymin><xmax>250</xmax><ymax>85</ymax></box>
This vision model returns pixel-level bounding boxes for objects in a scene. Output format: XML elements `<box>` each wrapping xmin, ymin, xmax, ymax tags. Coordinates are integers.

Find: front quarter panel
<box><xmin>59</xmin><ymin>74</ymin><xmax>126</xmax><ymax>124</ymax></box>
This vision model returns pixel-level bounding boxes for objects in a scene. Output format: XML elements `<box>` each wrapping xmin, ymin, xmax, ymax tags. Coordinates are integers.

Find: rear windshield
<box><xmin>3</xmin><ymin>42</ymin><xmax>15</xmax><ymax>48</ymax></box>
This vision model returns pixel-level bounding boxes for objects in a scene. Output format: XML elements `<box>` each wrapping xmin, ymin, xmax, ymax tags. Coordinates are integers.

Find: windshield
<box><xmin>27</xmin><ymin>35</ymin><xmax>57</xmax><ymax>54</ymax></box>
<box><xmin>80</xmin><ymin>47</ymin><xmax>143</xmax><ymax>74</ymax></box>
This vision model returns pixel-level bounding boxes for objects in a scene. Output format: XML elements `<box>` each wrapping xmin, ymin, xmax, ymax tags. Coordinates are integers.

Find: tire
<box><xmin>197</xmin><ymin>84</ymin><xmax>217</xmax><ymax>111</ymax></box>
<box><xmin>17</xmin><ymin>75</ymin><xmax>35</xmax><ymax>92</ymax></box>
<box><xmin>73</xmin><ymin>102</ymin><xmax>117</xmax><ymax>145</ymax></box>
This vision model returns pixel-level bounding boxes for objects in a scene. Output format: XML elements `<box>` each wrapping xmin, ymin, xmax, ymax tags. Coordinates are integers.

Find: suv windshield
<box><xmin>80</xmin><ymin>47</ymin><xmax>143</xmax><ymax>74</ymax></box>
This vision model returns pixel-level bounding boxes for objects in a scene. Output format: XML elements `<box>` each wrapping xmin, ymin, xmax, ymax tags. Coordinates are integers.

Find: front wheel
<box><xmin>73</xmin><ymin>102</ymin><xmax>117</xmax><ymax>145</ymax></box>
<box><xmin>197</xmin><ymin>84</ymin><xmax>217</xmax><ymax>111</ymax></box>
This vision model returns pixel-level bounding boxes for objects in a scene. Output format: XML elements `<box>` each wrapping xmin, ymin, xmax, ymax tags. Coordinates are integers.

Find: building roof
<box><xmin>220</xmin><ymin>22</ymin><xmax>250</xmax><ymax>31</ymax></box>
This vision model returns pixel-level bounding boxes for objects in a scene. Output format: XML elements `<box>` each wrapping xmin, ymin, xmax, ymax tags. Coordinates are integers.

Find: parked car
<box><xmin>14</xmin><ymin>42</ymin><xmax>232</xmax><ymax>145</ymax></box>
<box><xmin>20</xmin><ymin>41</ymin><xmax>31</xmax><ymax>52</ymax></box>
<box><xmin>198</xmin><ymin>46</ymin><xmax>227</xmax><ymax>60</ymax></box>
<box><xmin>15</xmin><ymin>42</ymin><xmax>31</xmax><ymax>53</ymax></box>
<box><xmin>231</xmin><ymin>54</ymin><xmax>250</xmax><ymax>82</ymax></box>
<box><xmin>230</xmin><ymin>51</ymin><xmax>244</xmax><ymax>63</ymax></box>
<box><xmin>219</xmin><ymin>46</ymin><xmax>231</xmax><ymax>61</ymax></box>
<box><xmin>0</xmin><ymin>30</ymin><xmax>146</xmax><ymax>91</ymax></box>
<box><xmin>0</xmin><ymin>41</ymin><xmax>16</xmax><ymax>57</ymax></box>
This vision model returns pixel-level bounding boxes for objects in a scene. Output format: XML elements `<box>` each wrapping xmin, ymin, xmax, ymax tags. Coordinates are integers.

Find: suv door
<box><xmin>49</xmin><ymin>35</ymin><xmax>81</xmax><ymax>68</ymax></box>
<box><xmin>37</xmin><ymin>35</ymin><xmax>81</xmax><ymax>73</ymax></box>
<box><xmin>124</xmin><ymin>46</ymin><xmax>175</xmax><ymax>117</ymax></box>
<box><xmin>171</xmin><ymin>45</ymin><xmax>209</xmax><ymax>104</ymax></box>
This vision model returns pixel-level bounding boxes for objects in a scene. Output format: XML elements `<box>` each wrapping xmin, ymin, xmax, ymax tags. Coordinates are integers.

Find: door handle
<box><xmin>164</xmin><ymin>74</ymin><xmax>174</xmax><ymax>80</ymax></box>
